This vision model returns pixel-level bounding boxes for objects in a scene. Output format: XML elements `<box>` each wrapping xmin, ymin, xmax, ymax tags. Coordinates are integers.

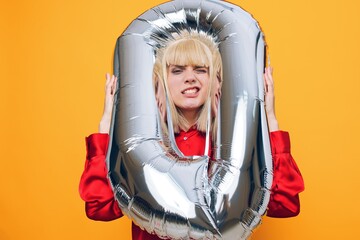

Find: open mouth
<box><xmin>182</xmin><ymin>87</ymin><xmax>199</xmax><ymax>94</ymax></box>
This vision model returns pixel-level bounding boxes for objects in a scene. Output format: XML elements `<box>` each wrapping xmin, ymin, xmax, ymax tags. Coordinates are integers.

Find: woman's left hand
<box><xmin>99</xmin><ymin>73</ymin><xmax>117</xmax><ymax>134</ymax></box>
<box><xmin>264</xmin><ymin>66</ymin><xmax>279</xmax><ymax>132</ymax></box>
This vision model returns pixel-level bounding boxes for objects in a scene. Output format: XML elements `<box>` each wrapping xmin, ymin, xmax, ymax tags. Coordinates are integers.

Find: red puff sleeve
<box><xmin>79</xmin><ymin>133</ymin><xmax>123</xmax><ymax>221</ymax></box>
<box><xmin>266</xmin><ymin>131</ymin><xmax>305</xmax><ymax>218</ymax></box>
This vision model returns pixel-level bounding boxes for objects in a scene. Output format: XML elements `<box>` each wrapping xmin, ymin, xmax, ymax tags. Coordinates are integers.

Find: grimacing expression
<box><xmin>167</xmin><ymin>64</ymin><xmax>210</xmax><ymax>114</ymax></box>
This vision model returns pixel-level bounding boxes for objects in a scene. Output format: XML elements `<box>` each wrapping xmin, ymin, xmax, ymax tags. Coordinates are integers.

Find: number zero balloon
<box><xmin>106</xmin><ymin>0</ymin><xmax>272</xmax><ymax>239</ymax></box>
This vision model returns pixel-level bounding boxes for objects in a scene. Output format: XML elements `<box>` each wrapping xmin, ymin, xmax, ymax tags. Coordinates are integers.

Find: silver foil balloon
<box><xmin>106</xmin><ymin>0</ymin><xmax>272</xmax><ymax>239</ymax></box>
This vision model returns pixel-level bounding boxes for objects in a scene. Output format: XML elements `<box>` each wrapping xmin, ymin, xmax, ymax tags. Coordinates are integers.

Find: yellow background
<box><xmin>1</xmin><ymin>0</ymin><xmax>359</xmax><ymax>239</ymax></box>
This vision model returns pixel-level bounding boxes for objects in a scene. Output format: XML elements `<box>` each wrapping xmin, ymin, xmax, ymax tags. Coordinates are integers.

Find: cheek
<box><xmin>201</xmin><ymin>76</ymin><xmax>211</xmax><ymax>90</ymax></box>
<box><xmin>167</xmin><ymin>79</ymin><xmax>180</xmax><ymax>100</ymax></box>
<box><xmin>167</xmin><ymin>81</ymin><xmax>176</xmax><ymax>95</ymax></box>
<box><xmin>166</xmin><ymin>77</ymin><xmax>175</xmax><ymax>93</ymax></box>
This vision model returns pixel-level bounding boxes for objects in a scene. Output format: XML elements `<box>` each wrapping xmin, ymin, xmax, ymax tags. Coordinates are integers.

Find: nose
<box><xmin>184</xmin><ymin>68</ymin><xmax>196</xmax><ymax>83</ymax></box>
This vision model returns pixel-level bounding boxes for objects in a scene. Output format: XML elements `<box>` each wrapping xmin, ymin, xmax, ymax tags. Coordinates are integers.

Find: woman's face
<box><xmin>167</xmin><ymin>64</ymin><xmax>210</xmax><ymax>115</ymax></box>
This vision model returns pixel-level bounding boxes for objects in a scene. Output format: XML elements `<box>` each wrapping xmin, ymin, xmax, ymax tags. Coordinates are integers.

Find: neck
<box><xmin>180</xmin><ymin>109</ymin><xmax>198</xmax><ymax>128</ymax></box>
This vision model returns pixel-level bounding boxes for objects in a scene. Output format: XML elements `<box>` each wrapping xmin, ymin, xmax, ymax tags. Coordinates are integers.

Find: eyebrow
<box><xmin>169</xmin><ymin>65</ymin><xmax>208</xmax><ymax>69</ymax></box>
<box><xmin>169</xmin><ymin>65</ymin><xmax>186</xmax><ymax>69</ymax></box>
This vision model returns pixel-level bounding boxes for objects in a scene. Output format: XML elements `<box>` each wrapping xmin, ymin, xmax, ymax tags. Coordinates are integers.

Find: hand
<box><xmin>99</xmin><ymin>73</ymin><xmax>117</xmax><ymax>133</ymax></box>
<box><xmin>264</xmin><ymin>66</ymin><xmax>279</xmax><ymax>132</ymax></box>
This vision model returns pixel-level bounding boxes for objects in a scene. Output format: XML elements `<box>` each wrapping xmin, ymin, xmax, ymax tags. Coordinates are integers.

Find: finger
<box><xmin>112</xmin><ymin>76</ymin><xmax>118</xmax><ymax>94</ymax></box>
<box><xmin>265</xmin><ymin>67</ymin><xmax>274</xmax><ymax>91</ymax></box>
<box><xmin>263</xmin><ymin>68</ymin><xmax>269</xmax><ymax>93</ymax></box>
<box><xmin>110</xmin><ymin>75</ymin><xmax>116</xmax><ymax>94</ymax></box>
<box><xmin>266</xmin><ymin>66</ymin><xmax>274</xmax><ymax>84</ymax></box>
<box><xmin>105</xmin><ymin>73</ymin><xmax>111</xmax><ymax>92</ymax></box>
<box><xmin>105</xmin><ymin>73</ymin><xmax>110</xmax><ymax>84</ymax></box>
<box><xmin>106</xmin><ymin>74</ymin><xmax>114</xmax><ymax>95</ymax></box>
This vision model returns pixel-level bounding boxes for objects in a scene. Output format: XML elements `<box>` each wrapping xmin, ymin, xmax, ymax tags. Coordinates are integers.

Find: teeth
<box><xmin>183</xmin><ymin>88</ymin><xmax>198</xmax><ymax>94</ymax></box>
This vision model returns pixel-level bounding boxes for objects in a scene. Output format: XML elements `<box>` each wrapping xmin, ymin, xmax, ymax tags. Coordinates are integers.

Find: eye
<box><xmin>170</xmin><ymin>66</ymin><xmax>183</xmax><ymax>74</ymax></box>
<box><xmin>195</xmin><ymin>67</ymin><xmax>208</xmax><ymax>74</ymax></box>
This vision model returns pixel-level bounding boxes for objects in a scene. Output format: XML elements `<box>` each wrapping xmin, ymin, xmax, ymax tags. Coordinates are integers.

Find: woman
<box><xmin>79</xmin><ymin>32</ymin><xmax>304</xmax><ymax>240</ymax></box>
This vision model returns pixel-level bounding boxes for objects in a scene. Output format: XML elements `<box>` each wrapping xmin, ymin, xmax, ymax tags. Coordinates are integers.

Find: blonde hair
<box><xmin>153</xmin><ymin>31</ymin><xmax>222</xmax><ymax>135</ymax></box>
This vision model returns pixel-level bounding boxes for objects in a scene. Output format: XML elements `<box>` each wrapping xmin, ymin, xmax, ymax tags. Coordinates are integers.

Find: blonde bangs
<box><xmin>164</xmin><ymin>39</ymin><xmax>211</xmax><ymax>68</ymax></box>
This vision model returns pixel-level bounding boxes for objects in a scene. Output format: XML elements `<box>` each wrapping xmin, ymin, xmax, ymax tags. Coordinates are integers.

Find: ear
<box><xmin>217</xmin><ymin>72</ymin><xmax>223</xmax><ymax>85</ymax></box>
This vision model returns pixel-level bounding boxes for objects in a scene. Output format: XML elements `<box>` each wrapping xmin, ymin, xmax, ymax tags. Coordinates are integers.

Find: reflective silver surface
<box><xmin>106</xmin><ymin>0</ymin><xmax>272</xmax><ymax>239</ymax></box>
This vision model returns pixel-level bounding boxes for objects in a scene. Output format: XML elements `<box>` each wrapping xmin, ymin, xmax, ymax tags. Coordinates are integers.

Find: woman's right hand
<box><xmin>99</xmin><ymin>73</ymin><xmax>117</xmax><ymax>134</ymax></box>
<box><xmin>264</xmin><ymin>66</ymin><xmax>279</xmax><ymax>132</ymax></box>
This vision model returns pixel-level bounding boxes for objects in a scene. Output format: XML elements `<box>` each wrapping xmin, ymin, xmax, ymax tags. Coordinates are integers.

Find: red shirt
<box><xmin>79</xmin><ymin>129</ymin><xmax>304</xmax><ymax>239</ymax></box>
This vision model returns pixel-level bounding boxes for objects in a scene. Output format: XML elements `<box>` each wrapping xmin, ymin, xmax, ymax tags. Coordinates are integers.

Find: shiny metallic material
<box><xmin>106</xmin><ymin>0</ymin><xmax>272</xmax><ymax>239</ymax></box>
